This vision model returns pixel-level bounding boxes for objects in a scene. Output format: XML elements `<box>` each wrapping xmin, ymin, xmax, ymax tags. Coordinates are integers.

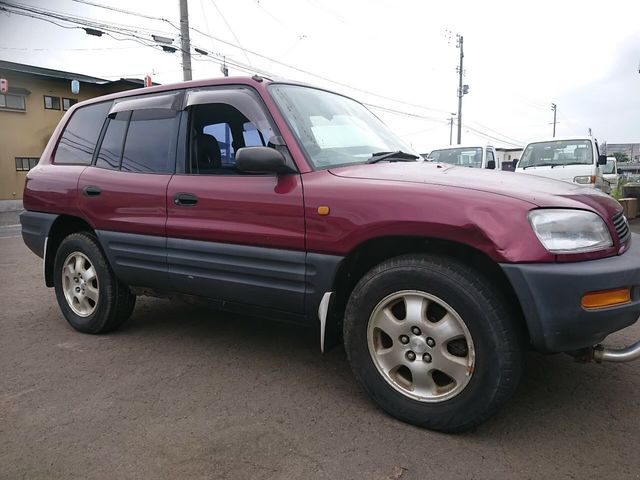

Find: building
<box><xmin>495</xmin><ymin>147</ymin><xmax>523</xmax><ymax>166</ymax></box>
<box><xmin>605</xmin><ymin>143</ymin><xmax>640</xmax><ymax>163</ymax></box>
<box><xmin>0</xmin><ymin>61</ymin><xmax>149</xmax><ymax>200</ymax></box>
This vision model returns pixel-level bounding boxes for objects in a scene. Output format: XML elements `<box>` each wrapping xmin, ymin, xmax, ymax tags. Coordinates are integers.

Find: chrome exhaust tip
<box><xmin>593</xmin><ymin>340</ymin><xmax>640</xmax><ymax>363</ymax></box>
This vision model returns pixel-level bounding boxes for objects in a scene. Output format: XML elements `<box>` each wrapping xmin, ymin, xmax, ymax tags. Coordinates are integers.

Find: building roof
<box><xmin>0</xmin><ymin>60</ymin><xmax>153</xmax><ymax>87</ymax></box>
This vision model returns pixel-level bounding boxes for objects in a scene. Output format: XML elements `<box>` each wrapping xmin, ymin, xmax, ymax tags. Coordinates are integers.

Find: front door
<box><xmin>165</xmin><ymin>87</ymin><xmax>306</xmax><ymax>313</ymax></box>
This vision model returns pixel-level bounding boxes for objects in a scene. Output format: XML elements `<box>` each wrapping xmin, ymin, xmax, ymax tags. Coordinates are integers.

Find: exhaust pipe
<box><xmin>593</xmin><ymin>340</ymin><xmax>640</xmax><ymax>363</ymax></box>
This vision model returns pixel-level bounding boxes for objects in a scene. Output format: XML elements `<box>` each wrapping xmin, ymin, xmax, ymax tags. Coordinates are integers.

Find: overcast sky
<box><xmin>1</xmin><ymin>0</ymin><xmax>639</xmax><ymax>151</ymax></box>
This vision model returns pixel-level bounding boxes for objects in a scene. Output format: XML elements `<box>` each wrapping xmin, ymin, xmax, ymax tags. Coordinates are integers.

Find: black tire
<box><xmin>53</xmin><ymin>232</ymin><xmax>136</xmax><ymax>334</ymax></box>
<box><xmin>343</xmin><ymin>254</ymin><xmax>524</xmax><ymax>433</ymax></box>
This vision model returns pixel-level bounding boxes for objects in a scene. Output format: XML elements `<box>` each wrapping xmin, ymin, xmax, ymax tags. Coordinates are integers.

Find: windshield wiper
<box><xmin>522</xmin><ymin>162</ymin><xmax>555</xmax><ymax>169</ymax></box>
<box><xmin>556</xmin><ymin>161</ymin><xmax>590</xmax><ymax>167</ymax></box>
<box><xmin>366</xmin><ymin>151</ymin><xmax>420</xmax><ymax>164</ymax></box>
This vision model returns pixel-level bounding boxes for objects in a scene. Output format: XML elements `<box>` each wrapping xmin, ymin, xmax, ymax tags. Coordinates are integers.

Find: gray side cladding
<box><xmin>20</xmin><ymin>211</ymin><xmax>59</xmax><ymax>258</ymax></box>
<box><xmin>96</xmin><ymin>230</ymin><xmax>168</xmax><ymax>290</ymax></box>
<box><xmin>167</xmin><ymin>237</ymin><xmax>307</xmax><ymax>313</ymax></box>
<box><xmin>96</xmin><ymin>230</ymin><xmax>343</xmax><ymax>319</ymax></box>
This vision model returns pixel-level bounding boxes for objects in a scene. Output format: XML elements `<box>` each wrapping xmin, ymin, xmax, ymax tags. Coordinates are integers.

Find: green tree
<box><xmin>612</xmin><ymin>152</ymin><xmax>630</xmax><ymax>163</ymax></box>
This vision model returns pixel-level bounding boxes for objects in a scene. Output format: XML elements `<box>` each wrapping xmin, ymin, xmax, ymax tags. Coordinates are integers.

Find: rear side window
<box><xmin>121</xmin><ymin>109</ymin><xmax>179</xmax><ymax>173</ymax></box>
<box><xmin>96</xmin><ymin>112</ymin><xmax>130</xmax><ymax>170</ymax></box>
<box><xmin>55</xmin><ymin>101</ymin><xmax>111</xmax><ymax>165</ymax></box>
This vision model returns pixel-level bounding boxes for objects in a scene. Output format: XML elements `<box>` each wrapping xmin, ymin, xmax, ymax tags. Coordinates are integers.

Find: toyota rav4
<box><xmin>21</xmin><ymin>76</ymin><xmax>640</xmax><ymax>432</ymax></box>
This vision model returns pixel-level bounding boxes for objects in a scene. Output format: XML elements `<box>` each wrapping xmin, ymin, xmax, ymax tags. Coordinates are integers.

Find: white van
<box><xmin>603</xmin><ymin>156</ymin><xmax>619</xmax><ymax>190</ymax></box>
<box><xmin>427</xmin><ymin>144</ymin><xmax>500</xmax><ymax>170</ymax></box>
<box><xmin>515</xmin><ymin>136</ymin><xmax>607</xmax><ymax>189</ymax></box>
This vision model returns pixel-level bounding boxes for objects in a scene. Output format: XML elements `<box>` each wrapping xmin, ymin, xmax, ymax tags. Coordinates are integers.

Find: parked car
<box><xmin>516</xmin><ymin>136</ymin><xmax>607</xmax><ymax>189</ymax></box>
<box><xmin>603</xmin><ymin>156</ymin><xmax>619</xmax><ymax>190</ymax></box>
<box><xmin>427</xmin><ymin>144</ymin><xmax>500</xmax><ymax>170</ymax></box>
<box><xmin>21</xmin><ymin>77</ymin><xmax>640</xmax><ymax>433</ymax></box>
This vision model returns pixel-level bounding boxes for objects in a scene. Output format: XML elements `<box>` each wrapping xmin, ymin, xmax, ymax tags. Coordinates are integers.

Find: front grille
<box><xmin>613</xmin><ymin>212</ymin><xmax>630</xmax><ymax>245</ymax></box>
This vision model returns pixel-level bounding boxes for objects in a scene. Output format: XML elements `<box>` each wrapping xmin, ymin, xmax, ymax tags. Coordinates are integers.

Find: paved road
<box><xmin>1</xmin><ymin>234</ymin><xmax>639</xmax><ymax>480</ymax></box>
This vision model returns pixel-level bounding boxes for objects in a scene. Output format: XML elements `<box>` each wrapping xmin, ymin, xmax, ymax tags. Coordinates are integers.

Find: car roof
<box><xmin>524</xmin><ymin>136</ymin><xmax>594</xmax><ymax>145</ymax></box>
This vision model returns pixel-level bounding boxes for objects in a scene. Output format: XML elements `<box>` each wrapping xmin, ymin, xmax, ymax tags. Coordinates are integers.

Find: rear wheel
<box><xmin>53</xmin><ymin>232</ymin><xmax>136</xmax><ymax>333</ymax></box>
<box><xmin>343</xmin><ymin>254</ymin><xmax>524</xmax><ymax>432</ymax></box>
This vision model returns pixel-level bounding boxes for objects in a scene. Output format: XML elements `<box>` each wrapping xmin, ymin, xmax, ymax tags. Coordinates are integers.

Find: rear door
<box><xmin>165</xmin><ymin>86</ymin><xmax>306</xmax><ymax>313</ymax></box>
<box><xmin>77</xmin><ymin>91</ymin><xmax>183</xmax><ymax>289</ymax></box>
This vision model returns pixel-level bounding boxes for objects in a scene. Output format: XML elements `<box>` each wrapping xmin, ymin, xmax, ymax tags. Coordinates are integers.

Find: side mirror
<box><xmin>598</xmin><ymin>154</ymin><xmax>607</xmax><ymax>165</ymax></box>
<box><xmin>235</xmin><ymin>147</ymin><xmax>293</xmax><ymax>174</ymax></box>
<box><xmin>486</xmin><ymin>160</ymin><xmax>496</xmax><ymax>170</ymax></box>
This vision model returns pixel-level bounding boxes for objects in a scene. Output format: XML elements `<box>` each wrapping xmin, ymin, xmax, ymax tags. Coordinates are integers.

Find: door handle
<box><xmin>174</xmin><ymin>192</ymin><xmax>199</xmax><ymax>206</ymax></box>
<box><xmin>83</xmin><ymin>185</ymin><xmax>101</xmax><ymax>197</ymax></box>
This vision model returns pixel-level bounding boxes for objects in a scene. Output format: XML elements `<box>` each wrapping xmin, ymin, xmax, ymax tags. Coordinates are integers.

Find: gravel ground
<box><xmin>1</xmin><ymin>232</ymin><xmax>639</xmax><ymax>480</ymax></box>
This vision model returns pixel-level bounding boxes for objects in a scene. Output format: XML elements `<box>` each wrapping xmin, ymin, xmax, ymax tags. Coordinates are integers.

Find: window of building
<box><xmin>62</xmin><ymin>98</ymin><xmax>78</xmax><ymax>111</ymax></box>
<box><xmin>44</xmin><ymin>95</ymin><xmax>61</xmax><ymax>110</ymax></box>
<box><xmin>54</xmin><ymin>101</ymin><xmax>111</xmax><ymax>165</ymax></box>
<box><xmin>15</xmin><ymin>157</ymin><xmax>39</xmax><ymax>171</ymax></box>
<box><xmin>120</xmin><ymin>109</ymin><xmax>179</xmax><ymax>173</ymax></box>
<box><xmin>96</xmin><ymin>111</ymin><xmax>130</xmax><ymax>170</ymax></box>
<box><xmin>0</xmin><ymin>93</ymin><xmax>27</xmax><ymax>111</ymax></box>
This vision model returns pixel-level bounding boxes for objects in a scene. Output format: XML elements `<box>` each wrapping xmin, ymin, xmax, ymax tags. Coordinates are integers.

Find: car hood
<box><xmin>328</xmin><ymin>162</ymin><xmax>622</xmax><ymax>218</ymax></box>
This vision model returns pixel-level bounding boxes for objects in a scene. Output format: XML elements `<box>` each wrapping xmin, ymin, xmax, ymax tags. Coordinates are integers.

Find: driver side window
<box><xmin>186</xmin><ymin>90</ymin><xmax>277</xmax><ymax>175</ymax></box>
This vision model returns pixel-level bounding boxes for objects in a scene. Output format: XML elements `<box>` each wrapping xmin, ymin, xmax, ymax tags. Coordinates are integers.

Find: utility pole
<box><xmin>448</xmin><ymin>113</ymin><xmax>457</xmax><ymax>145</ymax></box>
<box><xmin>456</xmin><ymin>36</ymin><xmax>464</xmax><ymax>144</ymax></box>
<box><xmin>179</xmin><ymin>0</ymin><xmax>192</xmax><ymax>81</ymax></box>
<box><xmin>456</xmin><ymin>35</ymin><xmax>464</xmax><ymax>145</ymax></box>
<box><xmin>551</xmin><ymin>103</ymin><xmax>557</xmax><ymax>138</ymax></box>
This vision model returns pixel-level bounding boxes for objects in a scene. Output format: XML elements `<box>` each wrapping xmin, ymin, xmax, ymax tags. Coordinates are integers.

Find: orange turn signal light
<box><xmin>581</xmin><ymin>288</ymin><xmax>631</xmax><ymax>310</ymax></box>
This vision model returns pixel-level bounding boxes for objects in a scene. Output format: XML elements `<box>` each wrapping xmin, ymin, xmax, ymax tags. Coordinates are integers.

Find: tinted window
<box><xmin>96</xmin><ymin>111</ymin><xmax>130</xmax><ymax>170</ymax></box>
<box><xmin>121</xmin><ymin>109</ymin><xmax>179</xmax><ymax>173</ymax></box>
<box><xmin>55</xmin><ymin>101</ymin><xmax>111</xmax><ymax>165</ymax></box>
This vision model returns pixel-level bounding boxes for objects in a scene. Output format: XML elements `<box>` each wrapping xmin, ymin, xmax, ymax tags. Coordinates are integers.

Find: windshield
<box><xmin>428</xmin><ymin>147</ymin><xmax>483</xmax><ymax>168</ymax></box>
<box><xmin>519</xmin><ymin>140</ymin><xmax>593</xmax><ymax>168</ymax></box>
<box><xmin>269</xmin><ymin>84</ymin><xmax>418</xmax><ymax>168</ymax></box>
<box><xmin>602</xmin><ymin>158</ymin><xmax>616</xmax><ymax>174</ymax></box>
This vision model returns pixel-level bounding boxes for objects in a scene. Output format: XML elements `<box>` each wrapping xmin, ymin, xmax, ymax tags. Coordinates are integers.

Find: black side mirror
<box><xmin>598</xmin><ymin>154</ymin><xmax>607</xmax><ymax>166</ymax></box>
<box><xmin>486</xmin><ymin>160</ymin><xmax>496</xmax><ymax>170</ymax></box>
<box><xmin>235</xmin><ymin>147</ymin><xmax>293</xmax><ymax>174</ymax></box>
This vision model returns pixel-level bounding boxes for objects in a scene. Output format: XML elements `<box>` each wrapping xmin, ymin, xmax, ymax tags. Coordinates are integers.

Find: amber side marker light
<box><xmin>581</xmin><ymin>288</ymin><xmax>631</xmax><ymax>310</ymax></box>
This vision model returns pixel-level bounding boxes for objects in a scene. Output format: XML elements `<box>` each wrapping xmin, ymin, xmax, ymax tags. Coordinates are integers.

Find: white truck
<box><xmin>427</xmin><ymin>144</ymin><xmax>500</xmax><ymax>170</ymax></box>
<box><xmin>515</xmin><ymin>136</ymin><xmax>607</xmax><ymax>190</ymax></box>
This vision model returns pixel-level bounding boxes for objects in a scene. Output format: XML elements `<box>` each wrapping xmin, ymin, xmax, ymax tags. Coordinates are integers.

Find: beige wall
<box><xmin>0</xmin><ymin>72</ymin><xmax>137</xmax><ymax>200</ymax></box>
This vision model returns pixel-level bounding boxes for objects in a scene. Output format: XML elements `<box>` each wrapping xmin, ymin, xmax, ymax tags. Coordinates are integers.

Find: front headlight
<box><xmin>528</xmin><ymin>209</ymin><xmax>612</xmax><ymax>253</ymax></box>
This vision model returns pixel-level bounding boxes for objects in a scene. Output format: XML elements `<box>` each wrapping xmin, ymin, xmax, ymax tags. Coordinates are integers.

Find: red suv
<box><xmin>21</xmin><ymin>76</ymin><xmax>640</xmax><ymax>432</ymax></box>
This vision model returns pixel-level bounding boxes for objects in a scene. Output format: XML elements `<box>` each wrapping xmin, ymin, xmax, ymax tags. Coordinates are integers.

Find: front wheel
<box><xmin>343</xmin><ymin>254</ymin><xmax>524</xmax><ymax>432</ymax></box>
<box><xmin>53</xmin><ymin>232</ymin><xmax>136</xmax><ymax>334</ymax></box>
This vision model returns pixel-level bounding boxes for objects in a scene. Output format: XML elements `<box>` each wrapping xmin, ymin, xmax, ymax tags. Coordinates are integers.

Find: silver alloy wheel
<box><xmin>61</xmin><ymin>252</ymin><xmax>99</xmax><ymax>317</ymax></box>
<box><xmin>367</xmin><ymin>290</ymin><xmax>475</xmax><ymax>402</ymax></box>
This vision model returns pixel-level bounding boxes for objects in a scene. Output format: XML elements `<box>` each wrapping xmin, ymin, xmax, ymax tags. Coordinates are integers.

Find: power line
<box><xmin>5</xmin><ymin>0</ymin><xmax>451</xmax><ymax>116</ymax></box>
<box><xmin>463</xmin><ymin>125</ymin><xmax>523</xmax><ymax>147</ymax></box>
<box><xmin>1</xmin><ymin>0</ymin><xmax>534</xmax><ymax>146</ymax></box>
<box><xmin>467</xmin><ymin>120</ymin><xmax>524</xmax><ymax>145</ymax></box>
<box><xmin>70</xmin><ymin>0</ymin><xmax>181</xmax><ymax>30</ymax></box>
<box><xmin>208</xmin><ymin>0</ymin><xmax>253</xmax><ymax>67</ymax></box>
